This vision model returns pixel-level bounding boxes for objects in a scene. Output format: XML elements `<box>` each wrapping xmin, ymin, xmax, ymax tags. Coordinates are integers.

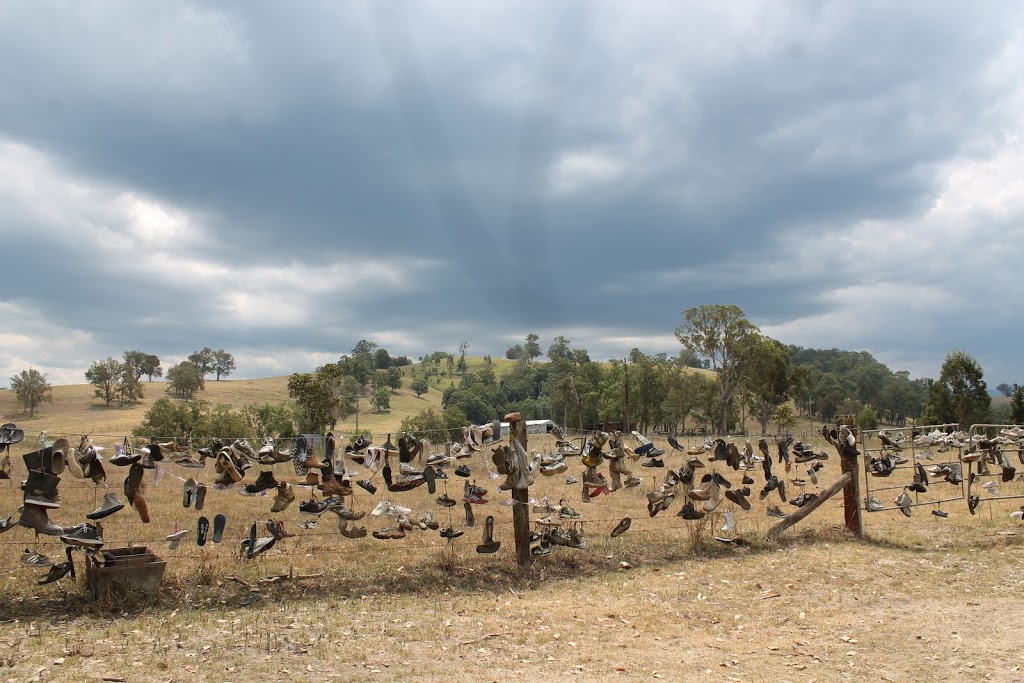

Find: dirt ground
<box><xmin>4</xmin><ymin>530</ymin><xmax>1024</xmax><ymax>683</ymax></box>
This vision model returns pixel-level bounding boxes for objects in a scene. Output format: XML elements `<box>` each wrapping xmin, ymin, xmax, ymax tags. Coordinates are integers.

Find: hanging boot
<box><xmin>22</xmin><ymin>448</ymin><xmax>47</xmax><ymax>473</ymax></box>
<box><xmin>18</xmin><ymin>505</ymin><xmax>66</xmax><ymax>536</ymax></box>
<box><xmin>23</xmin><ymin>470</ymin><xmax>60</xmax><ymax>509</ymax></box>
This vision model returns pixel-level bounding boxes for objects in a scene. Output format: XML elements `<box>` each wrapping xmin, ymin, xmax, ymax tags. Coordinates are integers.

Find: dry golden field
<box><xmin>1</xmin><ymin>376</ymin><xmax>1023</xmax><ymax>682</ymax></box>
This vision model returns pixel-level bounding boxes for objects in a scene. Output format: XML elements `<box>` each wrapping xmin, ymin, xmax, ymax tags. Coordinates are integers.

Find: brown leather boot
<box><xmin>319</xmin><ymin>477</ymin><xmax>343</xmax><ymax>497</ymax></box>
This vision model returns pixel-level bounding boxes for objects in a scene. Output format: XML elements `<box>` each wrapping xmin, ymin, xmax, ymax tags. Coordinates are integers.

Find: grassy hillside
<box><xmin>0</xmin><ymin>370</ymin><xmax>448</xmax><ymax>438</ymax></box>
<box><xmin>0</xmin><ymin>376</ymin><xmax>294</xmax><ymax>436</ymax></box>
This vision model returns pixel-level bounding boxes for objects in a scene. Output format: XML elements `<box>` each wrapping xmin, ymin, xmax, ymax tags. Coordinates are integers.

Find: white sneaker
<box><xmin>721</xmin><ymin>511</ymin><xmax>735</xmax><ymax>533</ymax></box>
<box><xmin>370</xmin><ymin>500</ymin><xmax>391</xmax><ymax>517</ymax></box>
<box><xmin>363</xmin><ymin>447</ymin><xmax>384</xmax><ymax>474</ymax></box>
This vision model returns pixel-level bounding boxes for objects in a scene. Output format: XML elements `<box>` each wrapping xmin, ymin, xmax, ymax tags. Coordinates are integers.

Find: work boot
<box><xmin>18</xmin><ymin>505</ymin><xmax>65</xmax><ymax>536</ymax></box>
<box><xmin>271</xmin><ymin>482</ymin><xmax>296</xmax><ymax>512</ymax></box>
<box><xmin>123</xmin><ymin>462</ymin><xmax>144</xmax><ymax>504</ymax></box>
<box><xmin>244</xmin><ymin>470</ymin><xmax>279</xmax><ymax>494</ymax></box>
<box><xmin>319</xmin><ymin>476</ymin><xmax>344</xmax><ymax>497</ymax></box>
<box><xmin>688</xmin><ymin>474</ymin><xmax>714</xmax><ymax>501</ymax></box>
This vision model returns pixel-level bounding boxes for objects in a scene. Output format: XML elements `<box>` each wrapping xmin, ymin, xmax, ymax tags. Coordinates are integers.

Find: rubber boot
<box><xmin>46</xmin><ymin>438</ymin><xmax>67</xmax><ymax>475</ymax></box>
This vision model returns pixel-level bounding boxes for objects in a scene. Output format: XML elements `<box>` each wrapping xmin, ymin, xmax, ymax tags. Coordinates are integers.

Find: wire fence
<box><xmin>2</xmin><ymin>422</ymin><xmax>1020</xmax><ymax>599</ymax></box>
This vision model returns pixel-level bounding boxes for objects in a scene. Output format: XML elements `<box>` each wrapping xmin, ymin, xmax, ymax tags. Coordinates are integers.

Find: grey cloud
<box><xmin>1</xmin><ymin>1</ymin><xmax>1023</xmax><ymax>384</ymax></box>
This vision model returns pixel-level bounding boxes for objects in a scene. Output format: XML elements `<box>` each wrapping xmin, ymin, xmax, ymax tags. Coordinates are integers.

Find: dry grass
<box><xmin>2</xmin><ymin>386</ymin><xmax>1024</xmax><ymax>681</ymax></box>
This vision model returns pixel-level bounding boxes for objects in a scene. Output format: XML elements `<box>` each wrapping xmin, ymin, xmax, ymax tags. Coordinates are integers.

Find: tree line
<box><xmin>8</xmin><ymin>305</ymin><xmax>1021</xmax><ymax>435</ymax></box>
<box><xmin>401</xmin><ymin>305</ymin><xmax>1014</xmax><ymax>439</ymax></box>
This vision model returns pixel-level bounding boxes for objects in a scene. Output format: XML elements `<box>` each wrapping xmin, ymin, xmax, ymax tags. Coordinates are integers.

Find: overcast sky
<box><xmin>2</xmin><ymin>1</ymin><xmax>1023</xmax><ymax>387</ymax></box>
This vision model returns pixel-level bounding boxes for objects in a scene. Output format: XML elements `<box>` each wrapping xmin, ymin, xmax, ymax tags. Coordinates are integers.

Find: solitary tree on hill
<box><xmin>212</xmin><ymin>349</ymin><xmax>236</xmax><ymax>380</ymax></box>
<box><xmin>11</xmin><ymin>368</ymin><xmax>52</xmax><ymax>416</ymax></box>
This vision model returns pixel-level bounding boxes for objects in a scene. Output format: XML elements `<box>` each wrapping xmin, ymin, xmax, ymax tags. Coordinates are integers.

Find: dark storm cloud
<box><xmin>1</xmin><ymin>1</ymin><xmax>1023</xmax><ymax>385</ymax></box>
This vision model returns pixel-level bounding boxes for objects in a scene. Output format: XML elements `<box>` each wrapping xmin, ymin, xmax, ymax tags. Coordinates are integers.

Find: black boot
<box><xmin>23</xmin><ymin>470</ymin><xmax>60</xmax><ymax>509</ymax></box>
<box><xmin>22</xmin><ymin>448</ymin><xmax>47</xmax><ymax>472</ymax></box>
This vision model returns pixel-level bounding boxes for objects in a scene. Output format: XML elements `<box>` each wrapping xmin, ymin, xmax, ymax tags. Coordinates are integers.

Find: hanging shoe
<box><xmin>725</xmin><ymin>487</ymin><xmax>752</xmax><ymax>511</ymax></box>
<box><xmin>677</xmin><ymin>501</ymin><xmax>705</xmax><ymax>520</ymax></box>
<box><xmin>166</xmin><ymin>528</ymin><xmax>188</xmax><ymax>550</ymax></box>
<box><xmin>558</xmin><ymin>500</ymin><xmax>581</xmax><ymax>520</ymax></box>
<box><xmin>476</xmin><ymin>515</ymin><xmax>501</xmax><ymax>554</ymax></box>
<box><xmin>271</xmin><ymin>482</ymin><xmax>295</xmax><ymax>512</ymax></box>
<box><xmin>37</xmin><ymin>561</ymin><xmax>73</xmax><ymax>585</ymax></box>
<box><xmin>87</xmin><ymin>492</ymin><xmax>125</xmax><ymax>520</ymax></box>
<box><xmin>610</xmin><ymin>517</ymin><xmax>631</xmax><ymax>537</ymax></box>
<box><xmin>21</xmin><ymin>548</ymin><xmax>54</xmax><ymax>567</ymax></box>
<box><xmin>60</xmin><ymin>522</ymin><xmax>104</xmax><ymax>547</ymax></box>
<box><xmin>242</xmin><ymin>536</ymin><xmax>277</xmax><ymax>558</ymax></box>
<box><xmin>864</xmin><ymin>496</ymin><xmax>884</xmax><ymax>512</ymax></box>
<box><xmin>18</xmin><ymin>505</ymin><xmax>65</xmax><ymax>536</ymax></box>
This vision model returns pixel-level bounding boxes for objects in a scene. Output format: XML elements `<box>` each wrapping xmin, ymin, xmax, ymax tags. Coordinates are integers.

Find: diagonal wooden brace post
<box><xmin>766</xmin><ymin>471</ymin><xmax>853</xmax><ymax>541</ymax></box>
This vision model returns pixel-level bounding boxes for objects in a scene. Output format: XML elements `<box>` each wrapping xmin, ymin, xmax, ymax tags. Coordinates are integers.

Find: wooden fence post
<box><xmin>509</xmin><ymin>414</ymin><xmax>531</xmax><ymax>568</ymax></box>
<box><xmin>841</xmin><ymin>452</ymin><xmax>863</xmax><ymax>537</ymax></box>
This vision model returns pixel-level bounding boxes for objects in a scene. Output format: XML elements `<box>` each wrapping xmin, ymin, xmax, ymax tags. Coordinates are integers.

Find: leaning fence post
<box><xmin>508</xmin><ymin>413</ymin><xmax>531</xmax><ymax>568</ymax></box>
